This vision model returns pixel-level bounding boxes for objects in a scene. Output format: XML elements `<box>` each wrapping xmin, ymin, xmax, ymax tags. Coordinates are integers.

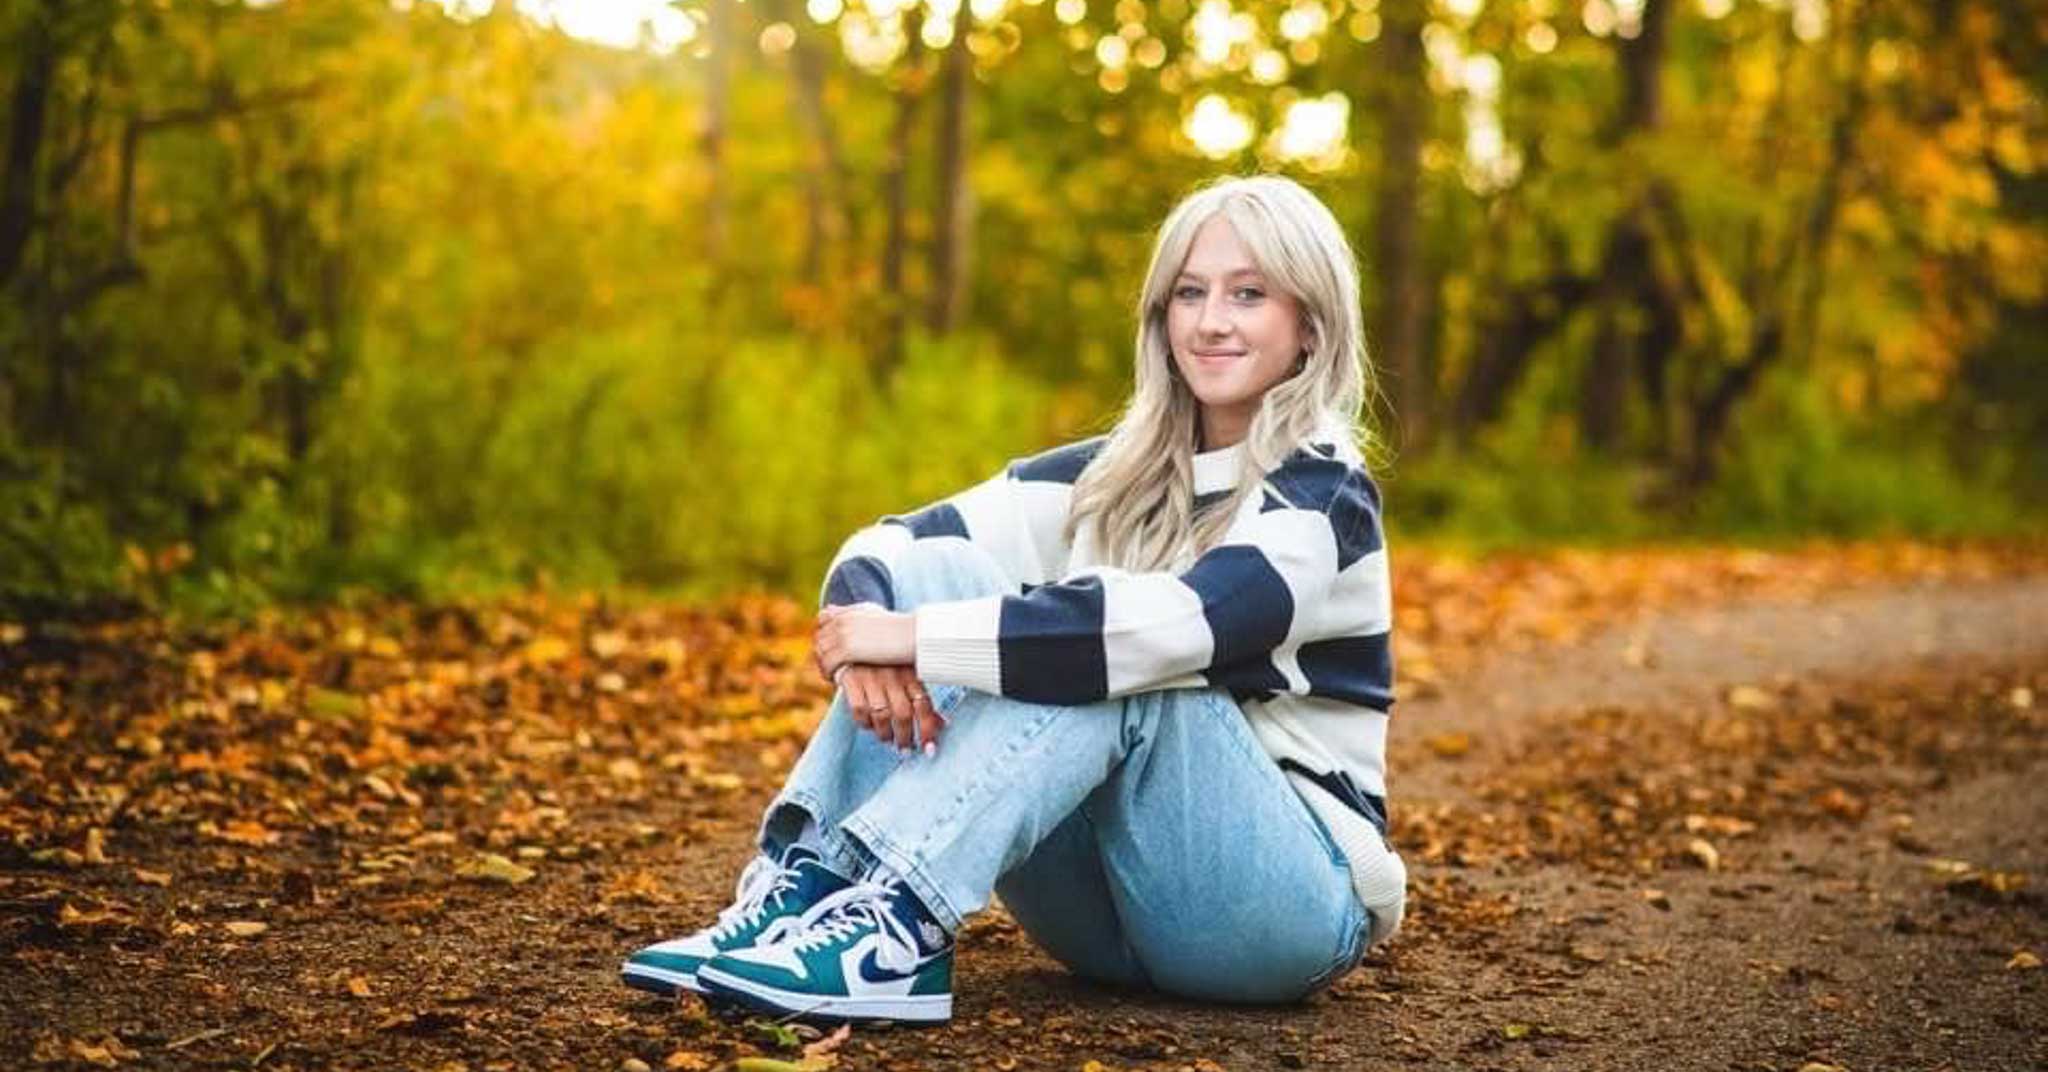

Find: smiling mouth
<box><xmin>1192</xmin><ymin>351</ymin><xmax>1246</xmax><ymax>362</ymax></box>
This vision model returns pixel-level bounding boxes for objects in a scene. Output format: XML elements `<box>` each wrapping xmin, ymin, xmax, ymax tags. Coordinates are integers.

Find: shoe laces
<box><xmin>708</xmin><ymin>855</ymin><xmax>800</xmax><ymax>941</ymax></box>
<box><xmin>785</xmin><ymin>882</ymin><xmax>922</xmax><ymax>972</ymax></box>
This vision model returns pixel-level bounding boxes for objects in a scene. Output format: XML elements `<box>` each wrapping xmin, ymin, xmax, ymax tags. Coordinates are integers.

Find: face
<box><xmin>1165</xmin><ymin>214</ymin><xmax>1307</xmax><ymax>450</ymax></box>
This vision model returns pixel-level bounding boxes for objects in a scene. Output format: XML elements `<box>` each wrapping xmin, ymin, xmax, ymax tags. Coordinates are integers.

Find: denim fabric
<box><xmin>760</xmin><ymin>537</ymin><xmax>1369</xmax><ymax>1004</ymax></box>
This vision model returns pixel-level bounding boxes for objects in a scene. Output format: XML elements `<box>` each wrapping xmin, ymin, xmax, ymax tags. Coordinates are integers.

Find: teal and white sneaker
<box><xmin>620</xmin><ymin>845</ymin><xmax>850</xmax><ymax>997</ymax></box>
<box><xmin>696</xmin><ymin>879</ymin><xmax>954</xmax><ymax>1025</ymax></box>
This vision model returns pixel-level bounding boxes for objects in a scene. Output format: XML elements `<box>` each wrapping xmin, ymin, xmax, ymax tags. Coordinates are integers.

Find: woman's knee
<box><xmin>892</xmin><ymin>537</ymin><xmax>1012</xmax><ymax>606</ymax></box>
<box><xmin>1140</xmin><ymin>909</ymin><xmax>1361</xmax><ymax>1004</ymax></box>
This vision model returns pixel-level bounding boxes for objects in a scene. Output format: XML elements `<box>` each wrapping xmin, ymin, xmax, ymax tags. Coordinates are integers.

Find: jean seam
<box><xmin>1070</xmin><ymin>801</ymin><xmax>1155</xmax><ymax>990</ymax></box>
<box><xmin>1189</xmin><ymin>687</ymin><xmax>1349</xmax><ymax>873</ymax></box>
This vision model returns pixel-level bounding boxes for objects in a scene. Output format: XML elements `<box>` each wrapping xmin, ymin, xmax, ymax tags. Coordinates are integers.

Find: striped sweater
<box><xmin>819</xmin><ymin>432</ymin><xmax>1398</xmax><ymax>854</ymax></box>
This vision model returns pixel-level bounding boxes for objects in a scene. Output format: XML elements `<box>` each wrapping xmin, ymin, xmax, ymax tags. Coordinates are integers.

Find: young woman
<box><xmin>622</xmin><ymin>174</ymin><xmax>1406</xmax><ymax>1025</ymax></box>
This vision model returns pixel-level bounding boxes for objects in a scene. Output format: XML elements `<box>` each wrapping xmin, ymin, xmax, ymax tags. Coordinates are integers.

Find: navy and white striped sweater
<box><xmin>820</xmin><ymin>433</ymin><xmax>1396</xmax><ymax>841</ymax></box>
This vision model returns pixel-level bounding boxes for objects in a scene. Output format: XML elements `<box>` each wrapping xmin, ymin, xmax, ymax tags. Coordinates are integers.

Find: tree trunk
<box><xmin>1577</xmin><ymin>0</ymin><xmax>1675</xmax><ymax>455</ymax></box>
<box><xmin>0</xmin><ymin>1</ymin><xmax>58</xmax><ymax>289</ymax></box>
<box><xmin>878</xmin><ymin>12</ymin><xmax>926</xmax><ymax>377</ymax></box>
<box><xmin>1372</xmin><ymin>0</ymin><xmax>1429</xmax><ymax>449</ymax></box>
<box><xmin>1578</xmin><ymin>215</ymin><xmax>1649</xmax><ymax>452</ymax></box>
<box><xmin>1451</xmin><ymin>269</ymin><xmax>1596</xmax><ymax>438</ymax></box>
<box><xmin>925</xmin><ymin>15</ymin><xmax>973</xmax><ymax>335</ymax></box>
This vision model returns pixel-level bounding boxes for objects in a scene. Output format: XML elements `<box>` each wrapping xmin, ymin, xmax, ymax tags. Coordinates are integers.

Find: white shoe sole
<box><xmin>696</xmin><ymin>964</ymin><xmax>952</xmax><ymax>1024</ymax></box>
<box><xmin>621</xmin><ymin>962</ymin><xmax>706</xmax><ymax>996</ymax></box>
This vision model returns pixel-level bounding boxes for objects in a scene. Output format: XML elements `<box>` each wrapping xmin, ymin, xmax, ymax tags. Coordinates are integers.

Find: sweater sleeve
<box><xmin>913</xmin><ymin>459</ymin><xmax>1386</xmax><ymax>704</ymax></box>
<box><xmin>817</xmin><ymin>438</ymin><xmax>1104</xmax><ymax>611</ymax></box>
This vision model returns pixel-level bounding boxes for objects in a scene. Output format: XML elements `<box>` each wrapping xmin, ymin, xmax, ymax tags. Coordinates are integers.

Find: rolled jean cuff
<box><xmin>758</xmin><ymin>792</ymin><xmax>875</xmax><ymax>880</ymax></box>
<box><xmin>836</xmin><ymin>813</ymin><xmax>968</xmax><ymax>933</ymax></box>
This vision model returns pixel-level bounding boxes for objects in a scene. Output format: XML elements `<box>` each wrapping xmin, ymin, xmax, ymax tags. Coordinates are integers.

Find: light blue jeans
<box><xmin>759</xmin><ymin>537</ymin><xmax>1371</xmax><ymax>1003</ymax></box>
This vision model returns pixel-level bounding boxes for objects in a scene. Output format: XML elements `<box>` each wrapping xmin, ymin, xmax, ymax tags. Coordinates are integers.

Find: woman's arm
<box><xmin>817</xmin><ymin>438</ymin><xmax>1104</xmax><ymax>611</ymax></box>
<box><xmin>910</xmin><ymin>460</ymin><xmax>1388</xmax><ymax>705</ymax></box>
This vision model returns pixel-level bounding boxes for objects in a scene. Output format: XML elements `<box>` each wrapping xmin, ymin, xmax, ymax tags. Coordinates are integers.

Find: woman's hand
<box><xmin>813</xmin><ymin>604</ymin><xmax>939</xmax><ymax>752</ymax></box>
<box><xmin>834</xmin><ymin>664</ymin><xmax>944</xmax><ymax>754</ymax></box>
<box><xmin>812</xmin><ymin>603</ymin><xmax>916</xmax><ymax>680</ymax></box>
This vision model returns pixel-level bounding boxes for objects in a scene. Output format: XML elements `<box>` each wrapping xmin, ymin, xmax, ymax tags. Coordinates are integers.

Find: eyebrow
<box><xmin>1175</xmin><ymin>267</ymin><xmax>1266</xmax><ymax>283</ymax></box>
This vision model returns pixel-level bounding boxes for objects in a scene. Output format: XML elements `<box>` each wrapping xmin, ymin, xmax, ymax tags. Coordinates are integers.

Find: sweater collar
<box><xmin>1192</xmin><ymin>440</ymin><xmax>1245</xmax><ymax>495</ymax></box>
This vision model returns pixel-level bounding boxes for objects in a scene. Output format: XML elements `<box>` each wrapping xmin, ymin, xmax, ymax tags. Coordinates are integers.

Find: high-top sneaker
<box><xmin>696</xmin><ymin>879</ymin><xmax>953</xmax><ymax>1025</ymax></box>
<box><xmin>620</xmin><ymin>844</ymin><xmax>850</xmax><ymax>997</ymax></box>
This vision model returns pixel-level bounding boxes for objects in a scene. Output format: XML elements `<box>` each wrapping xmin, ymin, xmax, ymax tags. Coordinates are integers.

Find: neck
<box><xmin>1198</xmin><ymin>406</ymin><xmax>1250</xmax><ymax>452</ymax></box>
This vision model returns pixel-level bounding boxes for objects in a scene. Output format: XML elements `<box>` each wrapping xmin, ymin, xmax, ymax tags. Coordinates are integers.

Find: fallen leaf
<box><xmin>223</xmin><ymin>920</ymin><xmax>268</xmax><ymax>937</ymax></box>
<box><xmin>134</xmin><ymin>869</ymin><xmax>171</xmax><ymax>887</ymax></box>
<box><xmin>1423</xmin><ymin>731</ymin><xmax>1472</xmax><ymax>758</ymax></box>
<box><xmin>83</xmin><ymin>828</ymin><xmax>110</xmax><ymax>865</ymax></box>
<box><xmin>67</xmin><ymin>1036</ymin><xmax>139</xmax><ymax>1067</ymax></box>
<box><xmin>1502</xmin><ymin>1023</ymin><xmax>1533</xmax><ymax>1040</ymax></box>
<box><xmin>602</xmin><ymin>869</ymin><xmax>674</xmax><ymax>906</ymax></box>
<box><xmin>307</xmin><ymin>687</ymin><xmax>361</xmax><ymax>718</ymax></box>
<box><xmin>663</xmin><ymin>1051</ymin><xmax>713</xmax><ymax>1070</ymax></box>
<box><xmin>745</xmin><ymin>1018</ymin><xmax>801</xmax><ymax>1051</ymax></box>
<box><xmin>218</xmin><ymin>820</ymin><xmax>279</xmax><ymax>847</ymax></box>
<box><xmin>1685</xmin><ymin>837</ymin><xmax>1720</xmax><ymax>870</ymax></box>
<box><xmin>456</xmin><ymin>853</ymin><xmax>535</xmax><ymax>885</ymax></box>
<box><xmin>57</xmin><ymin>902</ymin><xmax>132</xmax><ymax>929</ymax></box>
<box><xmin>1726</xmin><ymin>685</ymin><xmax>1775</xmax><ymax>711</ymax></box>
<box><xmin>31</xmin><ymin>846</ymin><xmax>84</xmax><ymax>868</ymax></box>
<box><xmin>1814</xmin><ymin>786</ymin><xmax>1865</xmax><ymax>820</ymax></box>
<box><xmin>802</xmin><ymin>1024</ymin><xmax>851</xmax><ymax>1060</ymax></box>
<box><xmin>347</xmin><ymin>975</ymin><xmax>373</xmax><ymax>998</ymax></box>
<box><xmin>2006</xmin><ymin>949</ymin><xmax>2040</xmax><ymax>970</ymax></box>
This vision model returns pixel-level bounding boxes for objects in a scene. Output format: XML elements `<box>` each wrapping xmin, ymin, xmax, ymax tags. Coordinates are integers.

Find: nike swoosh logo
<box><xmin>856</xmin><ymin>947</ymin><xmax>938</xmax><ymax>984</ymax></box>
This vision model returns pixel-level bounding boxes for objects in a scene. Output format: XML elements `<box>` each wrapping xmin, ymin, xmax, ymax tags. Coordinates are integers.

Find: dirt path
<box><xmin>5</xmin><ymin>573</ymin><xmax>2044</xmax><ymax>1071</ymax></box>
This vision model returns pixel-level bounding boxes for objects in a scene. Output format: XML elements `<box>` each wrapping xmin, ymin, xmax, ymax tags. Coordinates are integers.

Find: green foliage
<box><xmin>1</xmin><ymin>0</ymin><xmax>2041</xmax><ymax>618</ymax></box>
<box><xmin>1693</xmin><ymin>373</ymin><xmax>2042</xmax><ymax>542</ymax></box>
<box><xmin>130</xmin><ymin>327</ymin><xmax>1060</xmax><ymax>609</ymax></box>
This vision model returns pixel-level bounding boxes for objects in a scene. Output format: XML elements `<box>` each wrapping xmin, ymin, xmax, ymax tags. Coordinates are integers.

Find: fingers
<box><xmin>841</xmin><ymin>668</ymin><xmax>896</xmax><ymax>749</ymax></box>
<box><xmin>914</xmin><ymin>690</ymin><xmax>944</xmax><ymax>755</ymax></box>
<box><xmin>814</xmin><ymin>607</ymin><xmax>845</xmax><ymax>684</ymax></box>
<box><xmin>878</xmin><ymin>673</ymin><xmax>918</xmax><ymax>752</ymax></box>
<box><xmin>842</xmin><ymin>671</ymin><xmax>876</xmax><ymax>734</ymax></box>
<box><xmin>835</xmin><ymin>664</ymin><xmax>943</xmax><ymax>756</ymax></box>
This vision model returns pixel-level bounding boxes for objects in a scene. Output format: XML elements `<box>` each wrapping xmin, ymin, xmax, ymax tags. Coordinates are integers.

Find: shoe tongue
<box><xmin>773</xmin><ymin>845</ymin><xmax>847</xmax><ymax>907</ymax></box>
<box><xmin>778</xmin><ymin>843</ymin><xmax>822</xmax><ymax>869</ymax></box>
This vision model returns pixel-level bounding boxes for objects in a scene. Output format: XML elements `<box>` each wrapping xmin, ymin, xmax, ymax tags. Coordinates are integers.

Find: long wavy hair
<box><xmin>1064</xmin><ymin>174</ymin><xmax>1388</xmax><ymax>572</ymax></box>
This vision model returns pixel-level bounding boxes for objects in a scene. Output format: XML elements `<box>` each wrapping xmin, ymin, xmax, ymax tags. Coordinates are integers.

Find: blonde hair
<box><xmin>1064</xmin><ymin>174</ymin><xmax>1387</xmax><ymax>572</ymax></box>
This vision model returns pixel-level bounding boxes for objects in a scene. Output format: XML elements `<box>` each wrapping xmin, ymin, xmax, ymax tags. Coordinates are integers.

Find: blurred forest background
<box><xmin>0</xmin><ymin>0</ymin><xmax>2040</xmax><ymax>614</ymax></box>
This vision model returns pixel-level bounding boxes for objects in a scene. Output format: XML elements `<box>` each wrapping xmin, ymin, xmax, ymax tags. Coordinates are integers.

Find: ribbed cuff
<box><xmin>913</xmin><ymin>597</ymin><xmax>1004</xmax><ymax>695</ymax></box>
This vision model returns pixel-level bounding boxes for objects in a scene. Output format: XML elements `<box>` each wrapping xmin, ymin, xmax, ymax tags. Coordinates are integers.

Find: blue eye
<box><xmin>1234</xmin><ymin>287</ymin><xmax>1264</xmax><ymax>301</ymax></box>
<box><xmin>1173</xmin><ymin>285</ymin><xmax>1203</xmax><ymax>300</ymax></box>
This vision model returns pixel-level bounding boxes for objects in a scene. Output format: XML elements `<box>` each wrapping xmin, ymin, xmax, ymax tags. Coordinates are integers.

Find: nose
<box><xmin>1195</xmin><ymin>290</ymin><xmax>1233</xmax><ymax>339</ymax></box>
